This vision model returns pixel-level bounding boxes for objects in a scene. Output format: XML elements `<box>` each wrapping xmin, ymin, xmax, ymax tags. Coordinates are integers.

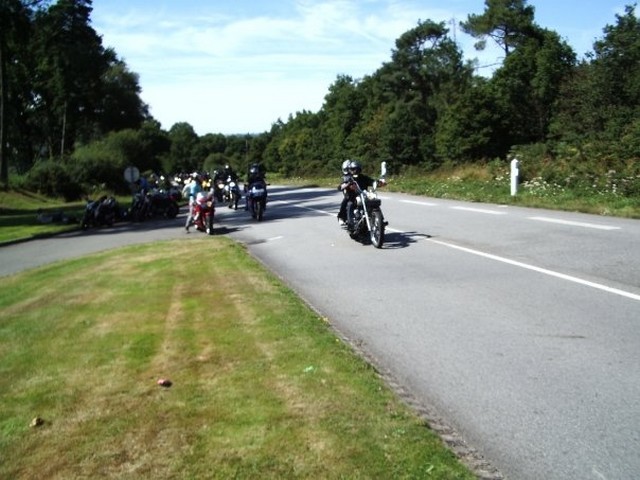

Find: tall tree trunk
<box><xmin>0</xmin><ymin>35</ymin><xmax>7</xmax><ymax>188</ymax></box>
<box><xmin>60</xmin><ymin>100</ymin><xmax>66</xmax><ymax>157</ymax></box>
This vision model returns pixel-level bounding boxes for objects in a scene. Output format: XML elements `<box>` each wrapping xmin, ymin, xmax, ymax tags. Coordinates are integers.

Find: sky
<box><xmin>90</xmin><ymin>0</ymin><xmax>629</xmax><ymax>136</ymax></box>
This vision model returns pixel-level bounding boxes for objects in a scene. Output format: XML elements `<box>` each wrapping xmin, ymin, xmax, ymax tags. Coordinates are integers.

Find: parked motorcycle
<box><xmin>246</xmin><ymin>180</ymin><xmax>268</xmax><ymax>221</ymax></box>
<box><xmin>223</xmin><ymin>176</ymin><xmax>241</xmax><ymax>210</ymax></box>
<box><xmin>130</xmin><ymin>189</ymin><xmax>179</xmax><ymax>221</ymax></box>
<box><xmin>343</xmin><ymin>162</ymin><xmax>388</xmax><ymax>248</ymax></box>
<box><xmin>81</xmin><ymin>195</ymin><xmax>121</xmax><ymax>230</ymax></box>
<box><xmin>190</xmin><ymin>191</ymin><xmax>215</xmax><ymax>235</ymax></box>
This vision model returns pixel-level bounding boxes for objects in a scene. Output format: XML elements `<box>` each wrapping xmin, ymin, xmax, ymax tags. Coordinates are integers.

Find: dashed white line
<box><xmin>451</xmin><ymin>206</ymin><xmax>507</xmax><ymax>215</ymax></box>
<box><xmin>529</xmin><ymin>216</ymin><xmax>621</xmax><ymax>231</ymax></box>
<box><xmin>401</xmin><ymin>200</ymin><xmax>439</xmax><ymax>207</ymax></box>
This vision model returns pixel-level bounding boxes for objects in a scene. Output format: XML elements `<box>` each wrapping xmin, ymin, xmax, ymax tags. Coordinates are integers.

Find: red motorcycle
<box><xmin>191</xmin><ymin>191</ymin><xmax>215</xmax><ymax>235</ymax></box>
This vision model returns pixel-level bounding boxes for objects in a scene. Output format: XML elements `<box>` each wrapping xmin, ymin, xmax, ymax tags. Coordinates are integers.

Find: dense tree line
<box><xmin>262</xmin><ymin>1</ymin><xmax>640</xmax><ymax>182</ymax></box>
<box><xmin>2</xmin><ymin>0</ymin><xmax>640</xmax><ymax>198</ymax></box>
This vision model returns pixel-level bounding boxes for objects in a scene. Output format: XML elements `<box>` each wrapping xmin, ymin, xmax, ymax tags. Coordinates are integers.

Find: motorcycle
<box><xmin>246</xmin><ymin>180</ymin><xmax>268</xmax><ymax>221</ymax></box>
<box><xmin>190</xmin><ymin>191</ymin><xmax>215</xmax><ymax>235</ymax></box>
<box><xmin>81</xmin><ymin>195</ymin><xmax>121</xmax><ymax>230</ymax></box>
<box><xmin>223</xmin><ymin>176</ymin><xmax>241</xmax><ymax>210</ymax></box>
<box><xmin>130</xmin><ymin>188</ymin><xmax>179</xmax><ymax>221</ymax></box>
<box><xmin>148</xmin><ymin>188</ymin><xmax>180</xmax><ymax>218</ymax></box>
<box><xmin>343</xmin><ymin>162</ymin><xmax>388</xmax><ymax>248</ymax></box>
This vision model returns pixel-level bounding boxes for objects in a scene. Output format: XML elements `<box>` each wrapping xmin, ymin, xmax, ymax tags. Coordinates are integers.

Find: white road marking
<box><xmin>401</xmin><ymin>200</ymin><xmax>439</xmax><ymax>207</ymax></box>
<box><xmin>529</xmin><ymin>216</ymin><xmax>621</xmax><ymax>231</ymax></box>
<box><xmin>429</xmin><ymin>238</ymin><xmax>640</xmax><ymax>302</ymax></box>
<box><xmin>283</xmin><ymin>198</ymin><xmax>634</xmax><ymax>300</ymax></box>
<box><xmin>451</xmin><ymin>206</ymin><xmax>507</xmax><ymax>215</ymax></box>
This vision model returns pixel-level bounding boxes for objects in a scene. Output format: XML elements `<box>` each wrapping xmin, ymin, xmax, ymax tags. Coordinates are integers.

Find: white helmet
<box><xmin>341</xmin><ymin>160</ymin><xmax>351</xmax><ymax>174</ymax></box>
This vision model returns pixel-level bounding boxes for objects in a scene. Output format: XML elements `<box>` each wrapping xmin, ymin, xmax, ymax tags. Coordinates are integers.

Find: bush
<box><xmin>24</xmin><ymin>160</ymin><xmax>84</xmax><ymax>201</ymax></box>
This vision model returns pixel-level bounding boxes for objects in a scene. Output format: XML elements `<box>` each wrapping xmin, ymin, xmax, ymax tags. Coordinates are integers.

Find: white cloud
<box><xmin>91</xmin><ymin>0</ymin><xmax>518</xmax><ymax>134</ymax></box>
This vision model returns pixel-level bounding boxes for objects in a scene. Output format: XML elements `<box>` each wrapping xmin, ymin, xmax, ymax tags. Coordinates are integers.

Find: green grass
<box><xmin>0</xmin><ymin>189</ymin><xmax>85</xmax><ymax>243</ymax></box>
<box><xmin>0</xmin><ymin>238</ymin><xmax>475</xmax><ymax>479</ymax></box>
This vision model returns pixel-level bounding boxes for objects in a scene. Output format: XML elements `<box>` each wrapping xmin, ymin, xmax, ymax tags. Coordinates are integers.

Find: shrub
<box><xmin>24</xmin><ymin>160</ymin><xmax>83</xmax><ymax>201</ymax></box>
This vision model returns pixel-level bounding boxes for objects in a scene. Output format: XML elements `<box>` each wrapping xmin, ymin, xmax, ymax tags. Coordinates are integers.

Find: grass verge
<box><xmin>0</xmin><ymin>237</ymin><xmax>475</xmax><ymax>479</ymax></box>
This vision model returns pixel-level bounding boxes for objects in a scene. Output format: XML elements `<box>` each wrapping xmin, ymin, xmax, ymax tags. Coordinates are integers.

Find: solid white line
<box><xmin>451</xmin><ymin>206</ymin><xmax>507</xmax><ymax>215</ymax></box>
<box><xmin>529</xmin><ymin>216</ymin><xmax>621</xmax><ymax>231</ymax></box>
<box><xmin>429</xmin><ymin>238</ymin><xmax>640</xmax><ymax>302</ymax></box>
<box><xmin>401</xmin><ymin>200</ymin><xmax>439</xmax><ymax>207</ymax></box>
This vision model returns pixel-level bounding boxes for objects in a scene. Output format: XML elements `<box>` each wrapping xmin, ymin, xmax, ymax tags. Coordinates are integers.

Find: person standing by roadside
<box><xmin>183</xmin><ymin>173</ymin><xmax>203</xmax><ymax>232</ymax></box>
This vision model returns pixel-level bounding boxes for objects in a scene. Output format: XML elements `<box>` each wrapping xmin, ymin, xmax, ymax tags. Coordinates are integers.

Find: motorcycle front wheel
<box><xmin>370</xmin><ymin>209</ymin><xmax>385</xmax><ymax>248</ymax></box>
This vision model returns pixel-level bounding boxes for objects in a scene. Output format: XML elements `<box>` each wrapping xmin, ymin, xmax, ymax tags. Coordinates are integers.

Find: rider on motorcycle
<box><xmin>244</xmin><ymin>163</ymin><xmax>267</xmax><ymax>211</ymax></box>
<box><xmin>223</xmin><ymin>163</ymin><xmax>241</xmax><ymax>204</ymax></box>
<box><xmin>338</xmin><ymin>160</ymin><xmax>380</xmax><ymax>225</ymax></box>
<box><xmin>212</xmin><ymin>169</ymin><xmax>225</xmax><ymax>202</ymax></box>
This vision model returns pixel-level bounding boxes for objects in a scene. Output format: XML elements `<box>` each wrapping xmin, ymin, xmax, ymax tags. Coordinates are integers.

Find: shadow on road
<box><xmin>382</xmin><ymin>231</ymin><xmax>431</xmax><ymax>249</ymax></box>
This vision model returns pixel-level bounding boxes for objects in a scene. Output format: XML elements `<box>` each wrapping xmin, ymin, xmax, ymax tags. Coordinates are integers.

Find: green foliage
<box><xmin>70</xmin><ymin>127</ymin><xmax>170</xmax><ymax>193</ymax></box>
<box><xmin>23</xmin><ymin>159</ymin><xmax>83</xmax><ymax>201</ymax></box>
<box><xmin>3</xmin><ymin>0</ymin><xmax>640</xmax><ymax>193</ymax></box>
<box><xmin>460</xmin><ymin>0</ymin><xmax>536</xmax><ymax>56</ymax></box>
<box><xmin>1</xmin><ymin>0</ymin><xmax>149</xmax><ymax>185</ymax></box>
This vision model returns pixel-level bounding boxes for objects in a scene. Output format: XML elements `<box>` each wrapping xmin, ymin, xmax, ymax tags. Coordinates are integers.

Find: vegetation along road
<box><xmin>3</xmin><ymin>185</ymin><xmax>639</xmax><ymax>480</ymax></box>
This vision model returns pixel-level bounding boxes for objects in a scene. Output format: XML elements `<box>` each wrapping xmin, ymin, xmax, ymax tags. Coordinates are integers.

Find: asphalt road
<box><xmin>2</xmin><ymin>185</ymin><xmax>639</xmax><ymax>480</ymax></box>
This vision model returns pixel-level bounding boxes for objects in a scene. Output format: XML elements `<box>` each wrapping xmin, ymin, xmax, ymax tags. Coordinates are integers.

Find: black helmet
<box><xmin>348</xmin><ymin>160</ymin><xmax>362</xmax><ymax>175</ymax></box>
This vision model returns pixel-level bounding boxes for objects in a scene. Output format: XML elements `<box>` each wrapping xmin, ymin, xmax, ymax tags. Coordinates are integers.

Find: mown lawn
<box><xmin>0</xmin><ymin>238</ymin><xmax>476</xmax><ymax>479</ymax></box>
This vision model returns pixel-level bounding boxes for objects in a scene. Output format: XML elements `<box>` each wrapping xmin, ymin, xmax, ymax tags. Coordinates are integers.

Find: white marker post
<box><xmin>510</xmin><ymin>158</ymin><xmax>520</xmax><ymax>196</ymax></box>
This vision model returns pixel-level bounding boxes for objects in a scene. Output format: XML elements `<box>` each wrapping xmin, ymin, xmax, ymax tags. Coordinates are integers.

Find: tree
<box><xmin>0</xmin><ymin>0</ymin><xmax>39</xmax><ymax>186</ymax></box>
<box><xmin>321</xmin><ymin>75</ymin><xmax>366</xmax><ymax>163</ymax></box>
<box><xmin>489</xmin><ymin>27</ymin><xmax>575</xmax><ymax>146</ymax></box>
<box><xmin>96</xmin><ymin>48</ymin><xmax>149</xmax><ymax>134</ymax></box>
<box><xmin>30</xmin><ymin>0</ymin><xmax>108</xmax><ymax>157</ymax></box>
<box><xmin>460</xmin><ymin>0</ymin><xmax>536</xmax><ymax>58</ymax></box>
<box><xmin>384</xmin><ymin>20</ymin><xmax>470</xmax><ymax>168</ymax></box>
<box><xmin>551</xmin><ymin>5</ymin><xmax>640</xmax><ymax>145</ymax></box>
<box><xmin>166</xmin><ymin>122</ymin><xmax>199</xmax><ymax>173</ymax></box>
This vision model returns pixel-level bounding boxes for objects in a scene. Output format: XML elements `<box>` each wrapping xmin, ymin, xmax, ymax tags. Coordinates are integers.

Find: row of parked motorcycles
<box><xmin>81</xmin><ymin>177</ymin><xmax>268</xmax><ymax>233</ymax></box>
<box><xmin>80</xmin><ymin>187</ymin><xmax>181</xmax><ymax>230</ymax></box>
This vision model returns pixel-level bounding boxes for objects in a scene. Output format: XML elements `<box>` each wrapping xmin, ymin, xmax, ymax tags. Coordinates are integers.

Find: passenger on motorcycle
<box><xmin>244</xmin><ymin>163</ymin><xmax>267</xmax><ymax>211</ymax></box>
<box><xmin>337</xmin><ymin>160</ymin><xmax>353</xmax><ymax>225</ymax></box>
<box><xmin>183</xmin><ymin>173</ymin><xmax>203</xmax><ymax>232</ymax></box>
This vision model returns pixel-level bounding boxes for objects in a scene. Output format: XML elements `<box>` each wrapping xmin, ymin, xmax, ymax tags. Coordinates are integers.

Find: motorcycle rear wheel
<box><xmin>256</xmin><ymin>200</ymin><xmax>264</xmax><ymax>221</ymax></box>
<box><xmin>370</xmin><ymin>209</ymin><xmax>385</xmax><ymax>248</ymax></box>
<box><xmin>166</xmin><ymin>202</ymin><xmax>179</xmax><ymax>218</ymax></box>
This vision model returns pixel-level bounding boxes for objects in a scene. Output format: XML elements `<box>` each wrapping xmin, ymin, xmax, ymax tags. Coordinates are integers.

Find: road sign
<box><xmin>124</xmin><ymin>166</ymin><xmax>140</xmax><ymax>183</ymax></box>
